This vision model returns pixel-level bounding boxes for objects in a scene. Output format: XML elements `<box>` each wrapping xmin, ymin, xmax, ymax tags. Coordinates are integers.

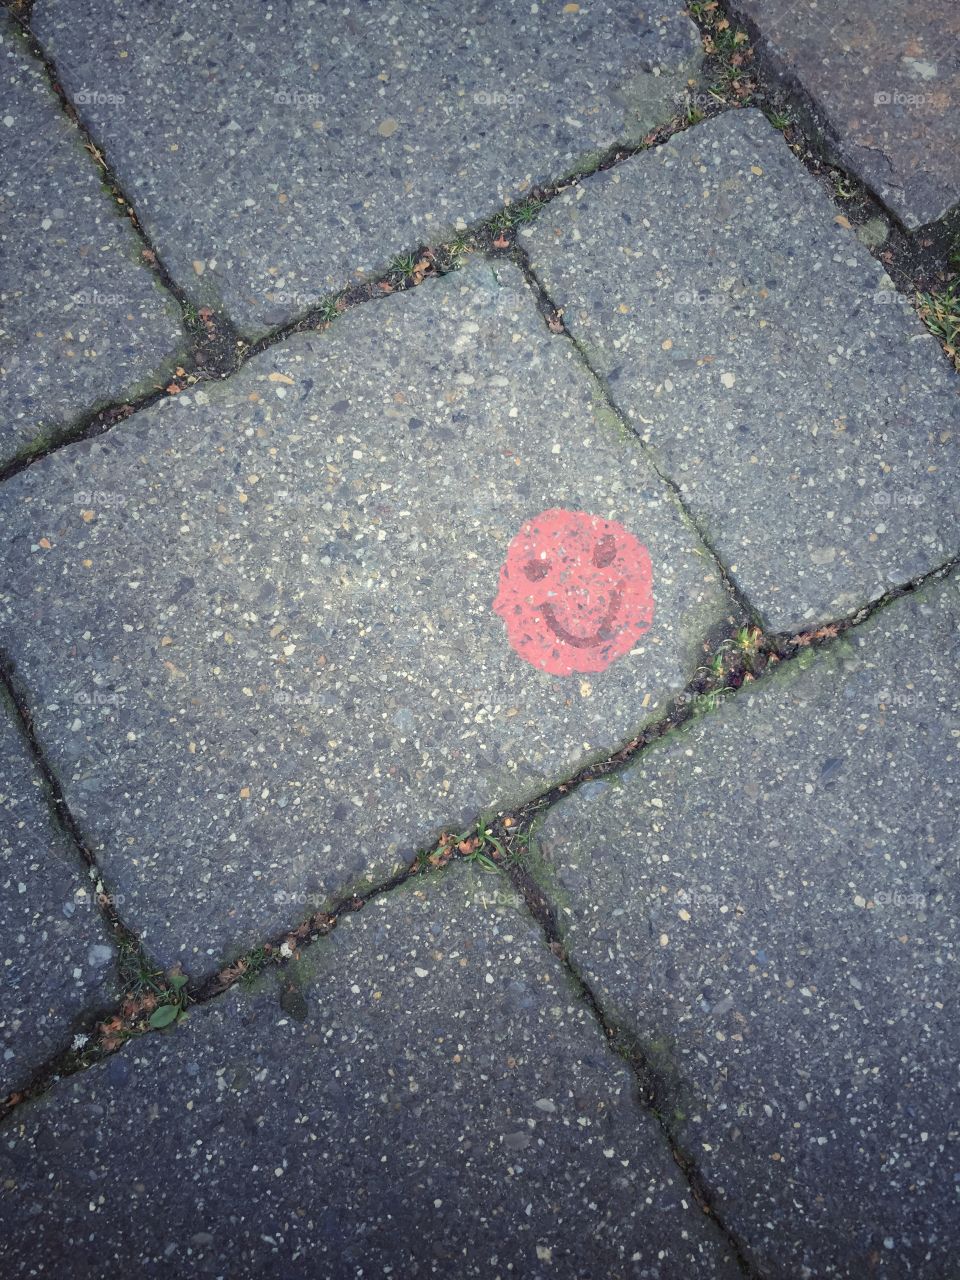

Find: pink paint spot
<box><xmin>493</xmin><ymin>508</ymin><xmax>654</xmax><ymax>676</ymax></box>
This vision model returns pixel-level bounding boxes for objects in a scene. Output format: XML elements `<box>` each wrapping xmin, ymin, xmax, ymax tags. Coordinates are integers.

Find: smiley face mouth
<box><xmin>540</xmin><ymin>589</ymin><xmax>623</xmax><ymax>649</ymax></box>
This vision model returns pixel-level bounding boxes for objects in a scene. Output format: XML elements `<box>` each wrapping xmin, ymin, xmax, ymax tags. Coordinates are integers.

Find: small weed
<box><xmin>240</xmin><ymin>944</ymin><xmax>275</xmax><ymax>987</ymax></box>
<box><xmin>444</xmin><ymin>232</ymin><xmax>473</xmax><ymax>268</ymax></box>
<box><xmin>695</xmin><ymin>5</ymin><xmax>756</xmax><ymax>102</ymax></box>
<box><xmin>508</xmin><ymin>196</ymin><xmax>544</xmax><ymax>226</ymax></box>
<box><xmin>117</xmin><ymin>939</ymin><xmax>166</xmax><ymax>998</ymax></box>
<box><xmin>388</xmin><ymin>252</ymin><xmax>417</xmax><ymax>281</ymax></box>
<box><xmin>833</xmin><ymin>173</ymin><xmax>859</xmax><ymax>201</ymax></box>
<box><xmin>765</xmin><ymin>108</ymin><xmax>793</xmax><ymax>130</ymax></box>
<box><xmin>698</xmin><ymin>651</ymin><xmax>725</xmax><ymax>679</ymax></box>
<box><xmin>729</xmin><ymin>625</ymin><xmax>763</xmax><ymax>662</ymax></box>
<box><xmin>696</xmin><ymin>686</ymin><xmax>736</xmax><ymax>715</ymax></box>
<box><xmin>485</xmin><ymin>196</ymin><xmax>545</xmax><ymax>244</ymax></box>
<box><xmin>918</xmin><ymin>278</ymin><xmax>960</xmax><ymax>369</ymax></box>
<box><xmin>316</xmin><ymin>293</ymin><xmax>345</xmax><ymax>326</ymax></box>
<box><xmin>148</xmin><ymin>973</ymin><xmax>189</xmax><ymax>1029</ymax></box>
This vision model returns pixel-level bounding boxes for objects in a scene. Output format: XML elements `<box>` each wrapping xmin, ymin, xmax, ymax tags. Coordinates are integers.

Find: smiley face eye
<box><xmin>594</xmin><ymin>535</ymin><xmax>616</xmax><ymax>568</ymax></box>
<box><xmin>523</xmin><ymin>558</ymin><xmax>550</xmax><ymax>581</ymax></box>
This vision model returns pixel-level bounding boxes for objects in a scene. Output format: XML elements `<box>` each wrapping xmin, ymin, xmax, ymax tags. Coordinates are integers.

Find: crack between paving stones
<box><xmin>6</xmin><ymin>10</ymin><xmax>244</xmax><ymax>379</ymax></box>
<box><xmin>3</xmin><ymin>2</ymin><xmax>954</xmax><ymax>486</ymax></box>
<box><xmin>511</xmin><ymin>246</ymin><xmax>960</xmax><ymax>634</ymax></box>
<box><xmin>0</xmin><ymin>645</ymin><xmax>175</xmax><ymax>1060</ymax></box>
<box><xmin>0</xmin><ymin>96</ymin><xmax>701</xmax><ymax>483</ymax></box>
<box><xmin>4</xmin><ymin>548</ymin><xmax>957</xmax><ymax>1132</ymax></box>
<box><xmin>502</xmin><ymin>857</ymin><xmax>764</xmax><ymax>1279</ymax></box>
<box><xmin>694</xmin><ymin>0</ymin><xmax>959</xmax><ymax>239</ymax></box>
<box><xmin>511</xmin><ymin>246</ymin><xmax>762</xmax><ymax>625</ymax></box>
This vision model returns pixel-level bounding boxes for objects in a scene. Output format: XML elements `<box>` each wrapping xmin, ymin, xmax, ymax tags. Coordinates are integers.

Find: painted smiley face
<box><xmin>493</xmin><ymin>508</ymin><xmax>654</xmax><ymax>676</ymax></box>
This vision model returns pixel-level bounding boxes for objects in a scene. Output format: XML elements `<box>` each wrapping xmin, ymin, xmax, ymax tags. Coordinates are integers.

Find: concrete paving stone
<box><xmin>32</xmin><ymin>0</ymin><xmax>703</xmax><ymax>336</ymax></box>
<box><xmin>0</xmin><ymin>864</ymin><xmax>742</xmax><ymax>1279</ymax></box>
<box><xmin>0</xmin><ymin>260</ymin><xmax>732</xmax><ymax>971</ymax></box>
<box><xmin>0</xmin><ymin>16</ymin><xmax>186</xmax><ymax>467</ymax></box>
<box><xmin>524</xmin><ymin>109</ymin><xmax>960</xmax><ymax>632</ymax></box>
<box><xmin>533</xmin><ymin>571</ymin><xmax>960</xmax><ymax>1278</ymax></box>
<box><xmin>726</xmin><ymin>0</ymin><xmax>960</xmax><ymax>229</ymax></box>
<box><xmin>0</xmin><ymin>686</ymin><xmax>116</xmax><ymax>1096</ymax></box>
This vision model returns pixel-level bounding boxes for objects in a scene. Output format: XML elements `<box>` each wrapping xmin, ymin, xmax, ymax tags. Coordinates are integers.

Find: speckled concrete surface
<box><xmin>0</xmin><ymin>261</ymin><xmax>732</xmax><ymax>972</ymax></box>
<box><xmin>2</xmin><ymin>5</ymin><xmax>960</xmax><ymax>1270</ymax></box>
<box><xmin>0</xmin><ymin>16</ymin><xmax>186</xmax><ymax>466</ymax></box>
<box><xmin>726</xmin><ymin>0</ymin><xmax>960</xmax><ymax>229</ymax></box>
<box><xmin>533</xmin><ymin>571</ymin><xmax>960</xmax><ymax>1278</ymax></box>
<box><xmin>524</xmin><ymin>109</ymin><xmax>960</xmax><ymax>631</ymax></box>
<box><xmin>0</xmin><ymin>687</ymin><xmax>116</xmax><ymax>1095</ymax></box>
<box><xmin>31</xmin><ymin>0</ymin><xmax>703</xmax><ymax>335</ymax></box>
<box><xmin>0</xmin><ymin>864</ymin><xmax>741</xmax><ymax>1279</ymax></box>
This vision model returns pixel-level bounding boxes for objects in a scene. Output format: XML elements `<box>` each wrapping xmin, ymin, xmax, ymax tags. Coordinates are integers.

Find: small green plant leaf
<box><xmin>169</xmin><ymin>974</ymin><xmax>189</xmax><ymax>991</ymax></box>
<box><xmin>149</xmin><ymin>1003</ymin><xmax>180</xmax><ymax>1029</ymax></box>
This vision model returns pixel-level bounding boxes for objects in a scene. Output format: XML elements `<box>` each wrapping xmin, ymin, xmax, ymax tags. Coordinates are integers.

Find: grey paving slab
<box><xmin>0</xmin><ymin>260</ymin><xmax>732</xmax><ymax>972</ymax></box>
<box><xmin>0</xmin><ymin>687</ymin><xmax>116</xmax><ymax>1095</ymax></box>
<box><xmin>533</xmin><ymin>572</ymin><xmax>960</xmax><ymax>1278</ymax></box>
<box><xmin>0</xmin><ymin>864</ymin><xmax>741</xmax><ymax>1279</ymax></box>
<box><xmin>0</xmin><ymin>16</ymin><xmax>186</xmax><ymax>466</ymax></box>
<box><xmin>727</xmin><ymin>0</ymin><xmax>960</xmax><ymax>229</ymax></box>
<box><xmin>524</xmin><ymin>109</ymin><xmax>960</xmax><ymax>632</ymax></box>
<box><xmin>31</xmin><ymin>0</ymin><xmax>703</xmax><ymax>336</ymax></box>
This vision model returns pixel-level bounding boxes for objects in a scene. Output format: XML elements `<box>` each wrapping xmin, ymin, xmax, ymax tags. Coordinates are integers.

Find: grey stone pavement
<box><xmin>0</xmin><ymin>2</ymin><xmax>958</xmax><ymax>1278</ymax></box>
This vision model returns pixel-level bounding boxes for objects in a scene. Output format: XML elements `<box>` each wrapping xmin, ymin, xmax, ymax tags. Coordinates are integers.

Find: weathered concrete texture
<box><xmin>524</xmin><ymin>110</ymin><xmax>960</xmax><ymax>631</ymax></box>
<box><xmin>0</xmin><ymin>261</ymin><xmax>732</xmax><ymax>970</ymax></box>
<box><xmin>0</xmin><ymin>17</ymin><xmax>185</xmax><ymax>466</ymax></box>
<box><xmin>534</xmin><ymin>571</ymin><xmax>960</xmax><ymax>1278</ymax></box>
<box><xmin>32</xmin><ymin>0</ymin><xmax>703</xmax><ymax>335</ymax></box>
<box><xmin>727</xmin><ymin>0</ymin><xmax>960</xmax><ymax>228</ymax></box>
<box><xmin>0</xmin><ymin>865</ymin><xmax>741</xmax><ymax>1278</ymax></box>
<box><xmin>0</xmin><ymin>688</ymin><xmax>116</xmax><ymax>1095</ymax></box>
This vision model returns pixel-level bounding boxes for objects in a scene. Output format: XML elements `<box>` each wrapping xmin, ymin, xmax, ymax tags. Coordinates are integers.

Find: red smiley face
<box><xmin>493</xmin><ymin>508</ymin><xmax>654</xmax><ymax>676</ymax></box>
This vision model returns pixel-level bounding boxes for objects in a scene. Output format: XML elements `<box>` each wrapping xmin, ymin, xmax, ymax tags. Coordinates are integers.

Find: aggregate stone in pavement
<box><xmin>31</xmin><ymin>0</ymin><xmax>703</xmax><ymax>335</ymax></box>
<box><xmin>0</xmin><ymin>864</ymin><xmax>742</xmax><ymax>1279</ymax></box>
<box><xmin>0</xmin><ymin>260</ymin><xmax>732</xmax><ymax>971</ymax></box>
<box><xmin>524</xmin><ymin>109</ymin><xmax>960</xmax><ymax>632</ymax></box>
<box><xmin>0</xmin><ymin>16</ymin><xmax>186</xmax><ymax>467</ymax></box>
<box><xmin>533</xmin><ymin>571</ymin><xmax>960</xmax><ymax>1278</ymax></box>
<box><xmin>726</xmin><ymin>0</ymin><xmax>960</xmax><ymax>229</ymax></box>
<box><xmin>0</xmin><ymin>687</ymin><xmax>116</xmax><ymax>1096</ymax></box>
